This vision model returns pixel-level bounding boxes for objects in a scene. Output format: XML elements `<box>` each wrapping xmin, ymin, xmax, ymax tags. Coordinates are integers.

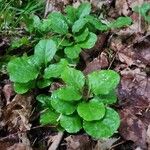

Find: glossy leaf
<box><xmin>34</xmin><ymin>39</ymin><xmax>57</xmax><ymax>65</ymax></box>
<box><xmin>88</xmin><ymin>70</ymin><xmax>120</xmax><ymax>95</ymax></box>
<box><xmin>36</xmin><ymin>94</ymin><xmax>51</xmax><ymax>107</ymax></box>
<box><xmin>74</xmin><ymin>28</ymin><xmax>89</xmax><ymax>42</ymax></box>
<box><xmin>14</xmin><ymin>81</ymin><xmax>35</xmax><ymax>94</ymax></box>
<box><xmin>77</xmin><ymin>2</ymin><xmax>91</xmax><ymax>18</ymax></box>
<box><xmin>85</xmin><ymin>15</ymin><xmax>108</xmax><ymax>31</ymax></box>
<box><xmin>72</xmin><ymin>18</ymin><xmax>87</xmax><ymax>33</ymax></box>
<box><xmin>55</xmin><ymin>86</ymin><xmax>82</xmax><ymax>101</ymax></box>
<box><xmin>64</xmin><ymin>44</ymin><xmax>82</xmax><ymax>59</ymax></box>
<box><xmin>44</xmin><ymin>59</ymin><xmax>68</xmax><ymax>79</ymax></box>
<box><xmin>37</xmin><ymin>79</ymin><xmax>52</xmax><ymax>89</ymax></box>
<box><xmin>83</xmin><ymin>107</ymin><xmax>120</xmax><ymax>138</ymax></box>
<box><xmin>79</xmin><ymin>32</ymin><xmax>97</xmax><ymax>49</ymax></box>
<box><xmin>7</xmin><ymin>57</ymin><xmax>39</xmax><ymax>83</ymax></box>
<box><xmin>51</xmin><ymin>91</ymin><xmax>76</xmax><ymax>115</ymax></box>
<box><xmin>77</xmin><ymin>99</ymin><xmax>105</xmax><ymax>121</ymax></box>
<box><xmin>60</xmin><ymin>114</ymin><xmax>82</xmax><ymax>133</ymax></box>
<box><xmin>61</xmin><ymin>67</ymin><xmax>85</xmax><ymax>90</ymax></box>
<box><xmin>97</xmin><ymin>90</ymin><xmax>117</xmax><ymax>104</ymax></box>
<box><xmin>65</xmin><ymin>5</ymin><xmax>77</xmax><ymax>25</ymax></box>
<box><xmin>40</xmin><ymin>109</ymin><xmax>59</xmax><ymax>125</ymax></box>
<box><xmin>109</xmin><ymin>17</ymin><xmax>132</xmax><ymax>29</ymax></box>
<box><xmin>48</xmin><ymin>12</ymin><xmax>68</xmax><ymax>34</ymax></box>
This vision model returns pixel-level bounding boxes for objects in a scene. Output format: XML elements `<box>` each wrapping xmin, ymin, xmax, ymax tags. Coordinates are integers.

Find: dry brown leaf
<box><xmin>3</xmin><ymin>94</ymin><xmax>33</xmax><ymax>133</ymax></box>
<box><xmin>83</xmin><ymin>52</ymin><xmax>108</xmax><ymax>74</ymax></box>
<box><xmin>118</xmin><ymin>68</ymin><xmax>150</xmax><ymax>149</ymax></box>
<box><xmin>93</xmin><ymin>138</ymin><xmax>119</xmax><ymax>150</ymax></box>
<box><xmin>2</xmin><ymin>83</ymin><xmax>14</xmax><ymax>104</ymax></box>
<box><xmin>65</xmin><ymin>135</ymin><xmax>92</xmax><ymax>150</ymax></box>
<box><xmin>7</xmin><ymin>143</ymin><xmax>32</xmax><ymax>150</ymax></box>
<box><xmin>119</xmin><ymin>108</ymin><xmax>147</xmax><ymax>149</ymax></box>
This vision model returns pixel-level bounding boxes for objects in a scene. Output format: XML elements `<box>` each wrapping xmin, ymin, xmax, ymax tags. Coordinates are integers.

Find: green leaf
<box><xmin>7</xmin><ymin>57</ymin><xmax>39</xmax><ymax>83</ymax></box>
<box><xmin>133</xmin><ymin>3</ymin><xmax>150</xmax><ymax>23</ymax></box>
<box><xmin>60</xmin><ymin>114</ymin><xmax>82</xmax><ymax>133</ymax></box>
<box><xmin>77</xmin><ymin>2</ymin><xmax>91</xmax><ymax>18</ymax></box>
<box><xmin>55</xmin><ymin>86</ymin><xmax>82</xmax><ymax>101</ymax></box>
<box><xmin>37</xmin><ymin>79</ymin><xmax>52</xmax><ymax>89</ymax></box>
<box><xmin>14</xmin><ymin>81</ymin><xmax>35</xmax><ymax>94</ymax></box>
<box><xmin>74</xmin><ymin>28</ymin><xmax>89</xmax><ymax>42</ymax></box>
<box><xmin>40</xmin><ymin>109</ymin><xmax>59</xmax><ymax>125</ymax></box>
<box><xmin>109</xmin><ymin>17</ymin><xmax>132</xmax><ymax>29</ymax></box>
<box><xmin>72</xmin><ymin>18</ymin><xmax>87</xmax><ymax>33</ymax></box>
<box><xmin>34</xmin><ymin>39</ymin><xmax>57</xmax><ymax>65</ymax></box>
<box><xmin>11</xmin><ymin>37</ymin><xmax>29</xmax><ymax>49</ymax></box>
<box><xmin>79</xmin><ymin>32</ymin><xmax>97</xmax><ymax>49</ymax></box>
<box><xmin>88</xmin><ymin>70</ymin><xmax>120</xmax><ymax>95</ymax></box>
<box><xmin>44</xmin><ymin>59</ymin><xmax>68</xmax><ymax>79</ymax></box>
<box><xmin>97</xmin><ymin>90</ymin><xmax>117</xmax><ymax>104</ymax></box>
<box><xmin>64</xmin><ymin>44</ymin><xmax>82</xmax><ymax>59</ymax></box>
<box><xmin>85</xmin><ymin>15</ymin><xmax>108</xmax><ymax>31</ymax></box>
<box><xmin>65</xmin><ymin>5</ymin><xmax>77</xmax><ymax>25</ymax></box>
<box><xmin>77</xmin><ymin>99</ymin><xmax>105</xmax><ymax>121</ymax></box>
<box><xmin>83</xmin><ymin>107</ymin><xmax>120</xmax><ymax>138</ymax></box>
<box><xmin>36</xmin><ymin>94</ymin><xmax>51</xmax><ymax>107</ymax></box>
<box><xmin>32</xmin><ymin>15</ymin><xmax>41</xmax><ymax>29</ymax></box>
<box><xmin>48</xmin><ymin>12</ymin><xmax>68</xmax><ymax>34</ymax></box>
<box><xmin>51</xmin><ymin>91</ymin><xmax>76</xmax><ymax>115</ymax></box>
<box><xmin>40</xmin><ymin>19</ymin><xmax>52</xmax><ymax>32</ymax></box>
<box><xmin>61</xmin><ymin>67</ymin><xmax>85</xmax><ymax>90</ymax></box>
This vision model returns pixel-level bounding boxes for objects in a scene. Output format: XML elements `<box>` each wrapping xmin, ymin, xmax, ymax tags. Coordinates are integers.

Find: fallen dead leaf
<box><xmin>93</xmin><ymin>138</ymin><xmax>119</xmax><ymax>150</ymax></box>
<box><xmin>65</xmin><ymin>135</ymin><xmax>92</xmax><ymax>150</ymax></box>
<box><xmin>3</xmin><ymin>94</ymin><xmax>33</xmax><ymax>133</ymax></box>
<box><xmin>7</xmin><ymin>143</ymin><xmax>32</xmax><ymax>150</ymax></box>
<box><xmin>2</xmin><ymin>83</ymin><xmax>14</xmax><ymax>104</ymax></box>
<box><xmin>83</xmin><ymin>52</ymin><xmax>108</xmax><ymax>74</ymax></box>
<box><xmin>118</xmin><ymin>68</ymin><xmax>150</xmax><ymax>149</ymax></box>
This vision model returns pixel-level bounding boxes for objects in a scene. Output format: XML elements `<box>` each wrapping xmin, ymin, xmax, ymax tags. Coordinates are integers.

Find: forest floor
<box><xmin>0</xmin><ymin>0</ymin><xmax>150</xmax><ymax>150</ymax></box>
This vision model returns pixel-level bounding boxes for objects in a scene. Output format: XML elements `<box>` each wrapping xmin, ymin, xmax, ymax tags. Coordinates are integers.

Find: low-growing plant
<box><xmin>38</xmin><ymin>66</ymin><xmax>120</xmax><ymax>138</ymax></box>
<box><xmin>24</xmin><ymin>2</ymin><xmax>132</xmax><ymax>60</ymax></box>
<box><xmin>7</xmin><ymin>2</ymin><xmax>132</xmax><ymax>139</ymax></box>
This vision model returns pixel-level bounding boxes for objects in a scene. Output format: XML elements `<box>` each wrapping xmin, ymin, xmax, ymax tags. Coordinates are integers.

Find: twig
<box><xmin>48</xmin><ymin>132</ymin><xmax>64</xmax><ymax>150</ymax></box>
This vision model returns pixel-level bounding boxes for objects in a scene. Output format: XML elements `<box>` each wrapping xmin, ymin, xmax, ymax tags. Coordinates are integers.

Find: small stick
<box><xmin>48</xmin><ymin>132</ymin><xmax>64</xmax><ymax>150</ymax></box>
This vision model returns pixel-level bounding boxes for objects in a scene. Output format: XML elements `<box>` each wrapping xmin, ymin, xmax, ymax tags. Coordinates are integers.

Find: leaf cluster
<box><xmin>24</xmin><ymin>2</ymin><xmax>132</xmax><ymax>60</ymax></box>
<box><xmin>38</xmin><ymin>67</ymin><xmax>120</xmax><ymax>139</ymax></box>
<box><xmin>7</xmin><ymin>2</ymin><xmax>131</xmax><ymax>139</ymax></box>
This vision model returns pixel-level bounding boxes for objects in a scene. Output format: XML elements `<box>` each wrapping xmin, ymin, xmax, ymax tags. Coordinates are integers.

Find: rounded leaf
<box><xmin>88</xmin><ymin>70</ymin><xmax>120</xmax><ymax>95</ymax></box>
<box><xmin>51</xmin><ymin>92</ymin><xmax>76</xmax><ymax>115</ymax></box>
<box><xmin>77</xmin><ymin>100</ymin><xmax>105</xmax><ymax>121</ymax></box>
<box><xmin>83</xmin><ymin>107</ymin><xmax>120</xmax><ymax>138</ymax></box>
<box><xmin>37</xmin><ymin>79</ymin><xmax>52</xmax><ymax>89</ymax></box>
<box><xmin>74</xmin><ymin>28</ymin><xmax>89</xmax><ymax>43</ymax></box>
<box><xmin>36</xmin><ymin>94</ymin><xmax>51</xmax><ymax>107</ymax></box>
<box><xmin>97</xmin><ymin>90</ymin><xmax>117</xmax><ymax>104</ymax></box>
<box><xmin>40</xmin><ymin>109</ymin><xmax>59</xmax><ymax>125</ymax></box>
<box><xmin>55</xmin><ymin>86</ymin><xmax>82</xmax><ymax>101</ymax></box>
<box><xmin>14</xmin><ymin>81</ymin><xmax>35</xmax><ymax>94</ymax></box>
<box><xmin>7</xmin><ymin>57</ymin><xmax>39</xmax><ymax>83</ymax></box>
<box><xmin>48</xmin><ymin>12</ymin><xmax>68</xmax><ymax>34</ymax></box>
<box><xmin>34</xmin><ymin>39</ymin><xmax>57</xmax><ymax>65</ymax></box>
<box><xmin>79</xmin><ymin>32</ymin><xmax>97</xmax><ymax>49</ymax></box>
<box><xmin>61</xmin><ymin>67</ymin><xmax>85</xmax><ymax>90</ymax></box>
<box><xmin>44</xmin><ymin>59</ymin><xmax>68</xmax><ymax>79</ymax></box>
<box><xmin>60</xmin><ymin>114</ymin><xmax>82</xmax><ymax>133</ymax></box>
<box><xmin>72</xmin><ymin>18</ymin><xmax>87</xmax><ymax>33</ymax></box>
<box><xmin>64</xmin><ymin>44</ymin><xmax>82</xmax><ymax>59</ymax></box>
<box><xmin>77</xmin><ymin>2</ymin><xmax>91</xmax><ymax>18</ymax></box>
